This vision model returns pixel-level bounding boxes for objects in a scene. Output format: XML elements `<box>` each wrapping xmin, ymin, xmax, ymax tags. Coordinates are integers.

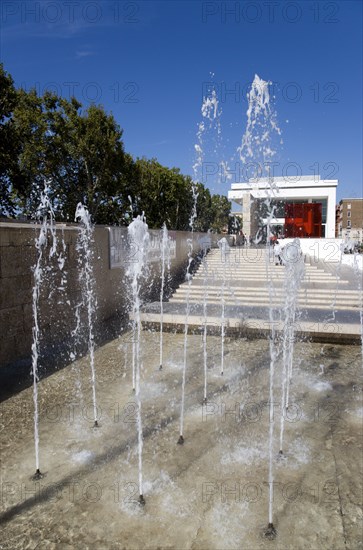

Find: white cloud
<box><xmin>75</xmin><ymin>50</ymin><xmax>95</xmax><ymax>60</ymax></box>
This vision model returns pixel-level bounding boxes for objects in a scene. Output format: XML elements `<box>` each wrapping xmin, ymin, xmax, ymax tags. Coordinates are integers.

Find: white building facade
<box><xmin>228</xmin><ymin>175</ymin><xmax>338</xmax><ymax>239</ymax></box>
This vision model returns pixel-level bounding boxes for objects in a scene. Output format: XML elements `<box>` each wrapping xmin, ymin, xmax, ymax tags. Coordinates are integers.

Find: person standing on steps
<box><xmin>273</xmin><ymin>240</ymin><xmax>283</xmax><ymax>265</ymax></box>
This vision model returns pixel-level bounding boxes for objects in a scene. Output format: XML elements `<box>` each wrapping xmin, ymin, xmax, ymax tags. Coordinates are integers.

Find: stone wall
<box><xmin>0</xmin><ymin>222</ymin><xmax>222</xmax><ymax>382</ymax></box>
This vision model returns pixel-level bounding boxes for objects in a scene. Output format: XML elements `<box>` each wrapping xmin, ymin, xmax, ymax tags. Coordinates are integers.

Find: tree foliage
<box><xmin>0</xmin><ymin>64</ymin><xmax>231</xmax><ymax>231</ymax></box>
<box><xmin>0</xmin><ymin>66</ymin><xmax>21</xmax><ymax>215</ymax></box>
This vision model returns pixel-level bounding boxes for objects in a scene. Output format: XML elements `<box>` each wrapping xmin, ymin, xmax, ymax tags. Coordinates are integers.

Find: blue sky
<box><xmin>1</xmin><ymin>0</ymin><xmax>362</xmax><ymax>201</ymax></box>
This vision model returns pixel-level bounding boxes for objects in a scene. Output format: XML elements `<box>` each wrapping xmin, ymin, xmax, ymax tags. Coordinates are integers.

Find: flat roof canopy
<box><xmin>230</xmin><ymin>176</ymin><xmax>338</xmax><ymax>190</ymax></box>
<box><xmin>228</xmin><ymin>176</ymin><xmax>338</xmax><ymax>204</ymax></box>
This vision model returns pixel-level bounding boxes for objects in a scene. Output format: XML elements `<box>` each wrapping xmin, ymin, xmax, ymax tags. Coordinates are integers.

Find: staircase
<box><xmin>138</xmin><ymin>246</ymin><xmax>363</xmax><ymax>344</ymax></box>
<box><xmin>173</xmin><ymin>248</ymin><xmax>360</xmax><ymax>311</ymax></box>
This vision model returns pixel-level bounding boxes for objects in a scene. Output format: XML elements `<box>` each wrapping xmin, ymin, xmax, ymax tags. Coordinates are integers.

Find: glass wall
<box><xmin>252</xmin><ymin>197</ymin><xmax>325</xmax><ymax>238</ymax></box>
<box><xmin>284</xmin><ymin>203</ymin><xmax>322</xmax><ymax>238</ymax></box>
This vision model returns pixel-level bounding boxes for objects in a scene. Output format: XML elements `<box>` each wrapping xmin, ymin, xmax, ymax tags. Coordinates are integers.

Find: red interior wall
<box><xmin>284</xmin><ymin>203</ymin><xmax>322</xmax><ymax>237</ymax></box>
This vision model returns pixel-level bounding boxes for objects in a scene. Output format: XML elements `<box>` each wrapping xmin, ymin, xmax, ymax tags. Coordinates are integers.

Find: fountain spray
<box><xmin>279</xmin><ymin>240</ymin><xmax>305</xmax><ymax>454</ymax></box>
<box><xmin>159</xmin><ymin>223</ymin><xmax>171</xmax><ymax>370</ymax></box>
<box><xmin>238</xmin><ymin>74</ymin><xmax>282</xmax><ymax>538</ymax></box>
<box><xmin>31</xmin><ymin>181</ymin><xmax>57</xmax><ymax>480</ymax></box>
<box><xmin>353</xmin><ymin>250</ymin><xmax>363</xmax><ymax>368</ymax></box>
<box><xmin>218</xmin><ymin>237</ymin><xmax>230</xmax><ymax>376</ymax></box>
<box><xmin>126</xmin><ymin>214</ymin><xmax>150</xmax><ymax>503</ymax></box>
<box><xmin>193</xmin><ymin>81</ymin><xmax>221</xmax><ymax>404</ymax></box>
<box><xmin>75</xmin><ymin>203</ymin><xmax>99</xmax><ymax>428</ymax></box>
<box><xmin>202</xmin><ymin>241</ymin><xmax>209</xmax><ymax>404</ymax></box>
<box><xmin>178</xmin><ymin>185</ymin><xmax>198</xmax><ymax>445</ymax></box>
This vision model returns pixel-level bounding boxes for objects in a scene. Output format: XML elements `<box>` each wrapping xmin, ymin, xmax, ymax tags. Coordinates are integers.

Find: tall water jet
<box><xmin>264</xmin><ymin>209</ymin><xmax>279</xmax><ymax>540</ymax></box>
<box><xmin>238</xmin><ymin>75</ymin><xmax>282</xmax><ymax>173</ymax></box>
<box><xmin>159</xmin><ymin>223</ymin><xmax>171</xmax><ymax>371</ymax></box>
<box><xmin>75</xmin><ymin>203</ymin><xmax>99</xmax><ymax>428</ymax></box>
<box><xmin>279</xmin><ymin>239</ymin><xmax>305</xmax><ymax>454</ymax></box>
<box><xmin>239</xmin><ymin>74</ymin><xmax>282</xmax><ymax>538</ymax></box>
<box><xmin>178</xmin><ymin>83</ymin><xmax>220</xmax><ymax>445</ymax></box>
<box><xmin>198</xmin><ymin>233</ymin><xmax>212</xmax><ymax>404</ymax></box>
<box><xmin>31</xmin><ymin>181</ymin><xmax>57</xmax><ymax>480</ymax></box>
<box><xmin>193</xmin><ymin>78</ymin><xmax>222</xmax><ymax>185</ymax></box>
<box><xmin>126</xmin><ymin>214</ymin><xmax>150</xmax><ymax>504</ymax></box>
<box><xmin>132</xmin><ymin>334</ymin><xmax>136</xmax><ymax>392</ymax></box>
<box><xmin>218</xmin><ymin>237</ymin><xmax>230</xmax><ymax>376</ymax></box>
<box><xmin>178</xmin><ymin>185</ymin><xmax>198</xmax><ymax>445</ymax></box>
<box><xmin>70</xmin><ymin>301</ymin><xmax>84</xmax><ymax>402</ymax></box>
<box><xmin>192</xmin><ymin>82</ymin><xmax>221</xmax><ymax>405</ymax></box>
<box><xmin>353</xmin><ymin>250</ymin><xmax>363</xmax><ymax>367</ymax></box>
<box><xmin>202</xmin><ymin>246</ymin><xmax>209</xmax><ymax>404</ymax></box>
<box><xmin>328</xmin><ymin>240</ymin><xmax>345</xmax><ymax>322</ymax></box>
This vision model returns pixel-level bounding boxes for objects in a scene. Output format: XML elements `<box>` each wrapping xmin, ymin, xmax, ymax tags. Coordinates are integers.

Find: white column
<box><xmin>326</xmin><ymin>189</ymin><xmax>336</xmax><ymax>238</ymax></box>
<box><xmin>242</xmin><ymin>192</ymin><xmax>251</xmax><ymax>240</ymax></box>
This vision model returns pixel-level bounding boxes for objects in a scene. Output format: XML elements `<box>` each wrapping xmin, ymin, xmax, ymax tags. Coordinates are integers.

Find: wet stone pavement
<box><xmin>0</xmin><ymin>330</ymin><xmax>362</xmax><ymax>549</ymax></box>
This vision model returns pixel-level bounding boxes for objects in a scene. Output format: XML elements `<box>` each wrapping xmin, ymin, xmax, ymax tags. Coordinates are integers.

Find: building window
<box><xmin>312</xmin><ymin>199</ymin><xmax>327</xmax><ymax>223</ymax></box>
<box><xmin>347</xmin><ymin>211</ymin><xmax>351</xmax><ymax>218</ymax></box>
<box><xmin>347</xmin><ymin>204</ymin><xmax>351</xmax><ymax>209</ymax></box>
<box><xmin>347</xmin><ymin>220</ymin><xmax>351</xmax><ymax>228</ymax></box>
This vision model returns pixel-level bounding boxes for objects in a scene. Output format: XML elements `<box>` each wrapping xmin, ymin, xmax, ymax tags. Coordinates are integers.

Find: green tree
<box><xmin>6</xmin><ymin>86</ymin><xmax>126</xmax><ymax>222</ymax></box>
<box><xmin>0</xmin><ymin>64</ymin><xmax>231</xmax><ymax>230</ymax></box>
<box><xmin>209</xmin><ymin>194</ymin><xmax>231</xmax><ymax>233</ymax></box>
<box><xmin>0</xmin><ymin>64</ymin><xmax>22</xmax><ymax>216</ymax></box>
<box><xmin>12</xmin><ymin>88</ymin><xmax>54</xmax><ymax>215</ymax></box>
<box><xmin>194</xmin><ymin>183</ymin><xmax>213</xmax><ymax>232</ymax></box>
<box><xmin>130</xmin><ymin>158</ymin><xmax>195</xmax><ymax>230</ymax></box>
<box><xmin>71</xmin><ymin>104</ymin><xmax>125</xmax><ymax>222</ymax></box>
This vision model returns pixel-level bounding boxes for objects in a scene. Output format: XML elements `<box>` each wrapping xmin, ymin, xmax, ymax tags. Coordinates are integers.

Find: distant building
<box><xmin>228</xmin><ymin>176</ymin><xmax>338</xmax><ymax>239</ymax></box>
<box><xmin>335</xmin><ymin>204</ymin><xmax>340</xmax><ymax>237</ymax></box>
<box><xmin>336</xmin><ymin>199</ymin><xmax>363</xmax><ymax>241</ymax></box>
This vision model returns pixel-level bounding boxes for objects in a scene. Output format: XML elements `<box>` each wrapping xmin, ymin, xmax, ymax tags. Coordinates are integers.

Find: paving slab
<box><xmin>0</xmin><ymin>331</ymin><xmax>362</xmax><ymax>549</ymax></box>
